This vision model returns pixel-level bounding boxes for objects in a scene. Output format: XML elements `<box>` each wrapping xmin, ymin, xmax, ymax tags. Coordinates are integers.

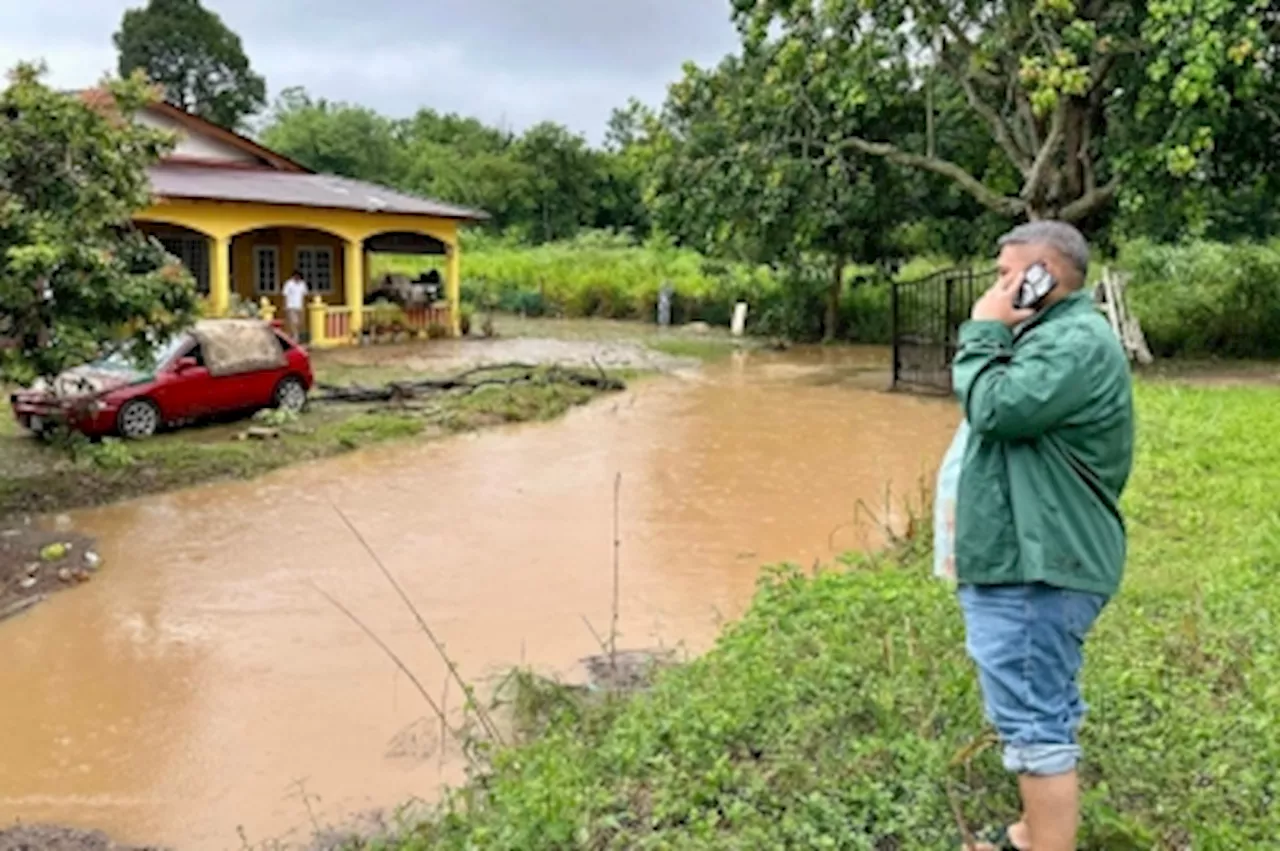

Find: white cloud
<box><xmin>0</xmin><ymin>0</ymin><xmax>740</xmax><ymax>143</ymax></box>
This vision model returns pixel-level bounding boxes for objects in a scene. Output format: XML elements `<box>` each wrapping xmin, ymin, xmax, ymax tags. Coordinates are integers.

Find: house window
<box><xmin>296</xmin><ymin>246</ymin><xmax>335</xmax><ymax>294</ymax></box>
<box><xmin>158</xmin><ymin>236</ymin><xmax>209</xmax><ymax>294</ymax></box>
<box><xmin>254</xmin><ymin>246</ymin><xmax>280</xmax><ymax>294</ymax></box>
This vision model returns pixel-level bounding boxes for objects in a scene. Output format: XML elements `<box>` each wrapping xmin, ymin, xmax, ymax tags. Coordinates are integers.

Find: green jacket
<box><xmin>952</xmin><ymin>291</ymin><xmax>1135</xmax><ymax>597</ymax></box>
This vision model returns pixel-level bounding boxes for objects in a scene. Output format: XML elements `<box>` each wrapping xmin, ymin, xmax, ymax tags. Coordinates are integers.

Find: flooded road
<box><xmin>0</xmin><ymin>347</ymin><xmax>958</xmax><ymax>849</ymax></box>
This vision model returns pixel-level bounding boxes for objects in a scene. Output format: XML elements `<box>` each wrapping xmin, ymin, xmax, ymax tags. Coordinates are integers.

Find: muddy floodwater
<box><xmin>0</xmin><ymin>347</ymin><xmax>958</xmax><ymax>849</ymax></box>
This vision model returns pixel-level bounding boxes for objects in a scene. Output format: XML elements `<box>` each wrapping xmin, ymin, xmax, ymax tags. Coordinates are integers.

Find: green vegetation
<box><xmin>375</xmin><ymin>232</ymin><xmax>919</xmax><ymax>344</ymax></box>
<box><xmin>0</xmin><ymin>66</ymin><xmax>199</xmax><ymax>385</ymax></box>
<box><xmin>259</xmin><ymin>92</ymin><xmax>645</xmax><ymax>244</ymax></box>
<box><xmin>0</xmin><ymin>362</ymin><xmax>610</xmax><ymax>520</ymax></box>
<box><xmin>1123</xmin><ymin>239</ymin><xmax>1280</xmax><ymax>359</ymax></box>
<box><xmin>383</xmin><ymin>229</ymin><xmax>1280</xmax><ymax>357</ymax></box>
<box><xmin>721</xmin><ymin>2</ymin><xmax>1277</xmax><ymax>232</ymax></box>
<box><xmin>382</xmin><ymin>231</ymin><xmax>774</xmax><ymax>326</ymax></box>
<box><xmin>371</xmin><ymin>381</ymin><xmax>1280</xmax><ymax>849</ymax></box>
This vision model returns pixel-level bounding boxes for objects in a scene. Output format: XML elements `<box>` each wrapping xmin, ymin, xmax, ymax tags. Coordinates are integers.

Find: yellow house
<box><xmin>125</xmin><ymin>99</ymin><xmax>486</xmax><ymax>345</ymax></box>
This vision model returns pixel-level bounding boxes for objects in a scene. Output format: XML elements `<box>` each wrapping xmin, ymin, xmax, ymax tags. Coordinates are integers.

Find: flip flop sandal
<box><xmin>965</xmin><ymin>826</ymin><xmax>1024</xmax><ymax>851</ymax></box>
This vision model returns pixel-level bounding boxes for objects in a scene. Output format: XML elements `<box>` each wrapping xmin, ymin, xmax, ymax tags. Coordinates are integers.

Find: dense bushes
<box><xmin>380</xmin><ymin>383</ymin><xmax>1280</xmax><ymax>850</ymax></box>
<box><xmin>1122</xmin><ymin>239</ymin><xmax>1280</xmax><ymax>359</ymax></box>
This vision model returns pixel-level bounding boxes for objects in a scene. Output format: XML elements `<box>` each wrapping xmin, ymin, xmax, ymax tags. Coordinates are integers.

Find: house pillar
<box><xmin>345</xmin><ymin>238</ymin><xmax>365</xmax><ymax>337</ymax></box>
<box><xmin>446</xmin><ymin>243</ymin><xmax>461</xmax><ymax>336</ymax></box>
<box><xmin>209</xmin><ymin>235</ymin><xmax>231</xmax><ymax>317</ymax></box>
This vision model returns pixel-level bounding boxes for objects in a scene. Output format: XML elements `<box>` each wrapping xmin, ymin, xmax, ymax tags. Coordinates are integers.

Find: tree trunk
<box><xmin>824</xmin><ymin>257</ymin><xmax>844</xmax><ymax>343</ymax></box>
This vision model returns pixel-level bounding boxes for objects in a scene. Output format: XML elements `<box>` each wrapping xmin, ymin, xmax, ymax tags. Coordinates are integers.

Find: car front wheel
<box><xmin>273</xmin><ymin>376</ymin><xmax>308</xmax><ymax>412</ymax></box>
<box><xmin>117</xmin><ymin>398</ymin><xmax>160</xmax><ymax>439</ymax></box>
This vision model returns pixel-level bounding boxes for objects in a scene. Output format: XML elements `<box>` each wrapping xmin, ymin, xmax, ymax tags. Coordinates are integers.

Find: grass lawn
<box><xmin>377</xmin><ymin>379</ymin><xmax>1280</xmax><ymax>850</ymax></box>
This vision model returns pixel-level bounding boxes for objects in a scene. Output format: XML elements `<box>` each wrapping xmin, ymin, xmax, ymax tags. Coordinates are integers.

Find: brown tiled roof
<box><xmin>148</xmin><ymin>163</ymin><xmax>488</xmax><ymax>221</ymax></box>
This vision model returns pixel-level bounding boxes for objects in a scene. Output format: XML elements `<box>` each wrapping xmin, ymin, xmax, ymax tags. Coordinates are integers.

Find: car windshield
<box><xmin>92</xmin><ymin>335</ymin><xmax>190</xmax><ymax>373</ymax></box>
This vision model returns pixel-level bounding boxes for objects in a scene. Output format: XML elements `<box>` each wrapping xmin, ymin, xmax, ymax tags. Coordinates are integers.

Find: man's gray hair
<box><xmin>998</xmin><ymin>220</ymin><xmax>1090</xmax><ymax>277</ymax></box>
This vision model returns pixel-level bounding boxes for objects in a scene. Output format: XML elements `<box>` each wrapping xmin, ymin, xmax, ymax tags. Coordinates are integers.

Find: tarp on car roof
<box><xmin>192</xmin><ymin>319</ymin><xmax>286</xmax><ymax>377</ymax></box>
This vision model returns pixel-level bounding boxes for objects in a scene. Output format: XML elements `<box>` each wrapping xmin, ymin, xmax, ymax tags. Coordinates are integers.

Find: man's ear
<box><xmin>1044</xmin><ymin>253</ymin><xmax>1082</xmax><ymax>290</ymax></box>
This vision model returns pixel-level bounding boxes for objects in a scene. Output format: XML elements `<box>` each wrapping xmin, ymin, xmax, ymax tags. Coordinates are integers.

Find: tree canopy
<box><xmin>0</xmin><ymin>65</ymin><xmax>198</xmax><ymax>383</ymax></box>
<box><xmin>114</xmin><ymin>0</ymin><xmax>266</xmax><ymax>130</ymax></box>
<box><xmin>727</xmin><ymin>0</ymin><xmax>1278</xmax><ymax>229</ymax></box>
<box><xmin>259</xmin><ymin>90</ymin><xmax>648</xmax><ymax>244</ymax></box>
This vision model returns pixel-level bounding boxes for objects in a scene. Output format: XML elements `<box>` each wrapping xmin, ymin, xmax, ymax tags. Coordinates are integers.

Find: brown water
<box><xmin>0</xmin><ymin>347</ymin><xmax>958</xmax><ymax>849</ymax></box>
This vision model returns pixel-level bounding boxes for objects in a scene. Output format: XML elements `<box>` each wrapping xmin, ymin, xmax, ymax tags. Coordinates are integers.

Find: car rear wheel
<box><xmin>117</xmin><ymin>399</ymin><xmax>160</xmax><ymax>439</ymax></box>
<box><xmin>273</xmin><ymin>376</ymin><xmax>308</xmax><ymax>412</ymax></box>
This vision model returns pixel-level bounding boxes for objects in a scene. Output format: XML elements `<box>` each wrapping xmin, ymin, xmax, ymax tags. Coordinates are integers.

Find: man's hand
<box><xmin>972</xmin><ymin>275</ymin><xmax>1035</xmax><ymax>327</ymax></box>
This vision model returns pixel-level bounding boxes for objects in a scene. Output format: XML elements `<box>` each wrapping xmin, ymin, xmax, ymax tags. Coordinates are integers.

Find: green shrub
<box><xmin>364</xmin><ymin>301</ymin><xmax>408</xmax><ymax>334</ymax></box>
<box><xmin>841</xmin><ymin>282</ymin><xmax>893</xmax><ymax>344</ymax></box>
<box><xmin>1121</xmin><ymin>239</ymin><xmax>1280</xmax><ymax>358</ymax></box>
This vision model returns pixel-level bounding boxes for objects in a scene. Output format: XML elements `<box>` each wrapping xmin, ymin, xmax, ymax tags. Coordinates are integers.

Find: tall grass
<box><xmin>371</xmin><ymin>231</ymin><xmax>909</xmax><ymax>343</ymax></box>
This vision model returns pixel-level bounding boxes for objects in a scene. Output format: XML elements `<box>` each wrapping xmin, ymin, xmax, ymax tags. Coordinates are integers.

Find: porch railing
<box><xmin>301</xmin><ymin>298</ymin><xmax>454</xmax><ymax>348</ymax></box>
<box><xmin>303</xmin><ymin>299</ymin><xmax>355</xmax><ymax>349</ymax></box>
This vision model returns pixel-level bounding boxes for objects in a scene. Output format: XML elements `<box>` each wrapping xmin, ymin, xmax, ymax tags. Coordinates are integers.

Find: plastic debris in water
<box><xmin>40</xmin><ymin>542</ymin><xmax>69</xmax><ymax>562</ymax></box>
<box><xmin>83</xmin><ymin>551</ymin><xmax>102</xmax><ymax>570</ymax></box>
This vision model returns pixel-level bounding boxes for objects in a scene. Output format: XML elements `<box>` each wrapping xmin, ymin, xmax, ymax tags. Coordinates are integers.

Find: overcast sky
<box><xmin>0</xmin><ymin>0</ymin><xmax>741</xmax><ymax>143</ymax></box>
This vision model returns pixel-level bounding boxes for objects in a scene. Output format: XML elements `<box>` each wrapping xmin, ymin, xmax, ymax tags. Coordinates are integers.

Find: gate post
<box><xmin>890</xmin><ymin>281</ymin><xmax>900</xmax><ymax>389</ymax></box>
<box><xmin>943</xmin><ymin>275</ymin><xmax>955</xmax><ymax>361</ymax></box>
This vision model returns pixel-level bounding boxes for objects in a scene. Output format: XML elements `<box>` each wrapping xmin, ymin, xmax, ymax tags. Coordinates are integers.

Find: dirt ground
<box><xmin>314</xmin><ymin>334</ymin><xmax>698</xmax><ymax>379</ymax></box>
<box><xmin>0</xmin><ymin>526</ymin><xmax>98</xmax><ymax>624</ymax></box>
<box><xmin>0</xmin><ymin>825</ymin><xmax>162</xmax><ymax>851</ymax></box>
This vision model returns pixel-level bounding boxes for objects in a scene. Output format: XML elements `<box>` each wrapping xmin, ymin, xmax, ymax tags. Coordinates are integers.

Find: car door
<box><xmin>231</xmin><ymin>335</ymin><xmax>291</xmax><ymax>410</ymax></box>
<box><xmin>197</xmin><ymin>343</ymin><xmax>268</xmax><ymax>416</ymax></box>
<box><xmin>150</xmin><ymin>342</ymin><xmax>216</xmax><ymax>421</ymax></box>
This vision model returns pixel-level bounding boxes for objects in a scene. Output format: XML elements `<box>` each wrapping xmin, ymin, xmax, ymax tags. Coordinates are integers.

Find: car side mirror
<box><xmin>175</xmin><ymin>356</ymin><xmax>199</xmax><ymax>372</ymax></box>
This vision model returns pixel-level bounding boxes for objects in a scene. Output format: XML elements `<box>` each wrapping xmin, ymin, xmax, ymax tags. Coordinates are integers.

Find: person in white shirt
<box><xmin>282</xmin><ymin>271</ymin><xmax>308</xmax><ymax>340</ymax></box>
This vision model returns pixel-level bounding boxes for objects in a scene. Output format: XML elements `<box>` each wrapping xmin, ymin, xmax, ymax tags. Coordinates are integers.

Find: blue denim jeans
<box><xmin>958</xmin><ymin>583</ymin><xmax>1108</xmax><ymax>776</ymax></box>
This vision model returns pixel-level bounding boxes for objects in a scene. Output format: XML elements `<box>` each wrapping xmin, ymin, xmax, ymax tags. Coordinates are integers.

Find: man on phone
<box><xmin>952</xmin><ymin>221</ymin><xmax>1134</xmax><ymax>851</ymax></box>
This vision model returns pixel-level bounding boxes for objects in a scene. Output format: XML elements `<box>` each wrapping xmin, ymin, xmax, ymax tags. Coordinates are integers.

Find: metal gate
<box><xmin>891</xmin><ymin>266</ymin><xmax>993</xmax><ymax>393</ymax></box>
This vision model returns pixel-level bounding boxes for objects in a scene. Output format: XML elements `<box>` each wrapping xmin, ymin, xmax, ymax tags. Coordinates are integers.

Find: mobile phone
<box><xmin>1014</xmin><ymin>262</ymin><xmax>1056</xmax><ymax>310</ymax></box>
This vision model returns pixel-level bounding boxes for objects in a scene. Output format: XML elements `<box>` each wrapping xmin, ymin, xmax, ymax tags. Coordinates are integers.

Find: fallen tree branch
<box><xmin>316</xmin><ymin>364</ymin><xmax>626</xmax><ymax>404</ymax></box>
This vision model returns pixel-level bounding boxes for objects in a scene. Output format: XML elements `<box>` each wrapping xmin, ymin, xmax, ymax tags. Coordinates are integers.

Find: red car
<box><xmin>11</xmin><ymin>320</ymin><xmax>314</xmax><ymax>439</ymax></box>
